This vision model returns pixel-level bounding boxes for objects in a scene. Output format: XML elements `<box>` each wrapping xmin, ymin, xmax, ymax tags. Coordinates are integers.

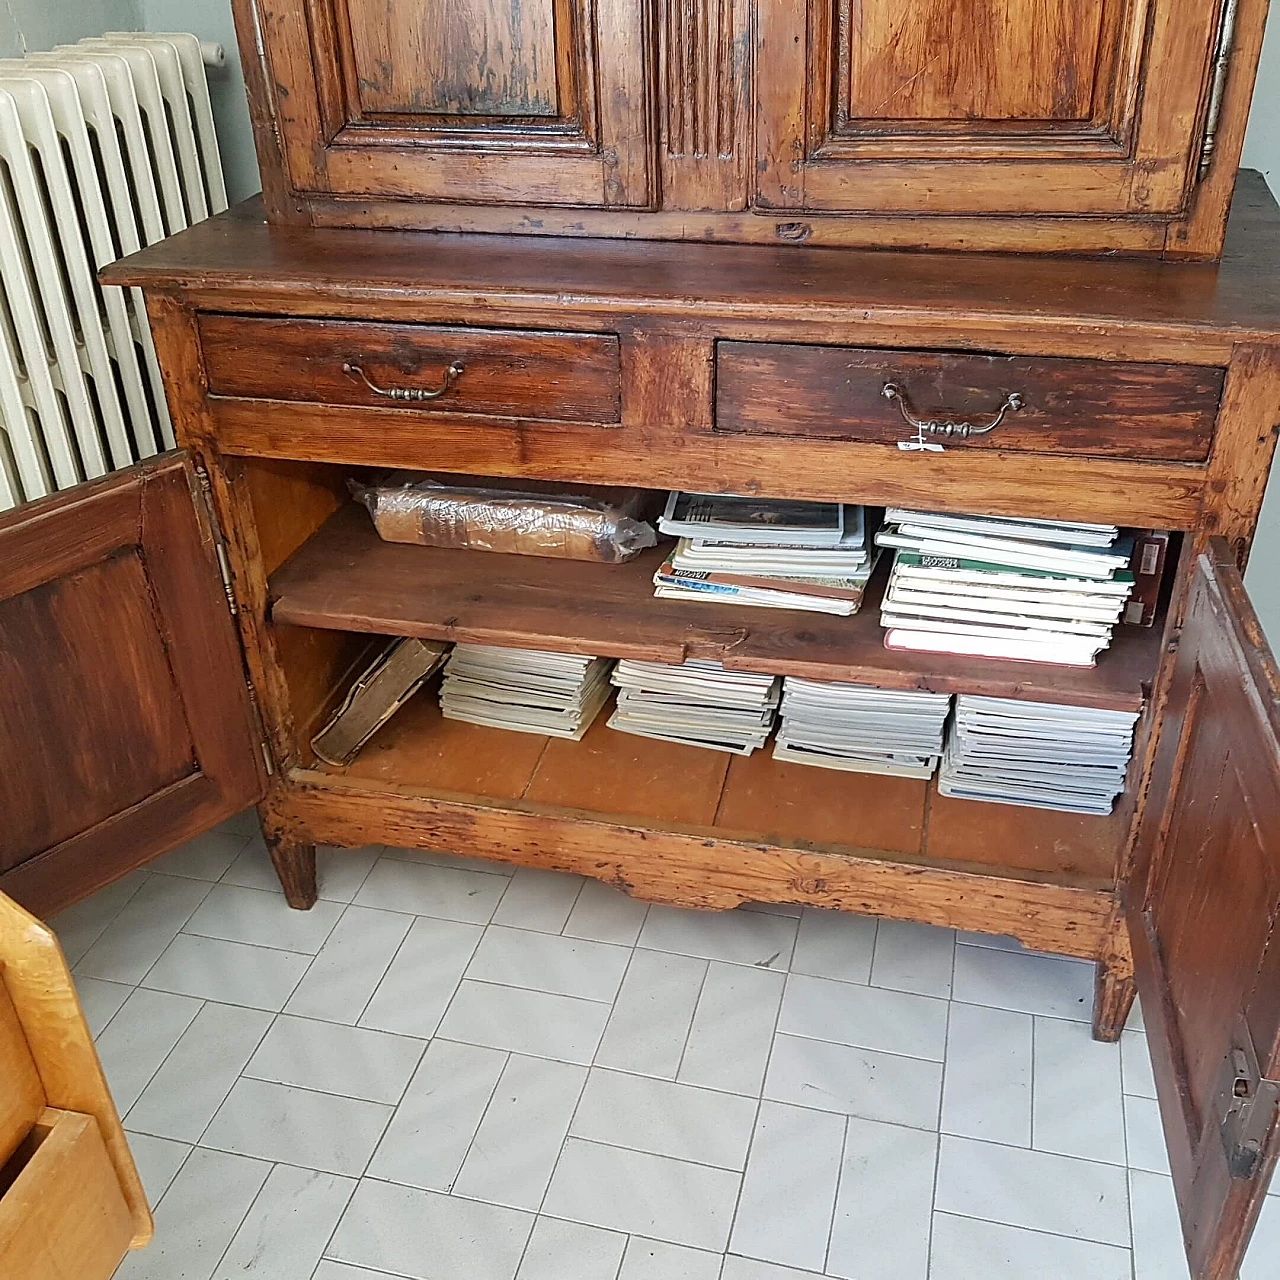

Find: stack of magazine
<box><xmin>652</xmin><ymin>492</ymin><xmax>873</xmax><ymax>616</ymax></box>
<box><xmin>608</xmin><ymin>659</ymin><xmax>780</xmax><ymax>754</ymax></box>
<box><xmin>774</xmin><ymin>678</ymin><xmax>953</xmax><ymax>778</ymax></box>
<box><xmin>440</xmin><ymin>644</ymin><xmax>614</xmax><ymax>740</ymax></box>
<box><xmin>876</xmin><ymin>510</ymin><xmax>1137</xmax><ymax>667</ymax></box>
<box><xmin>938</xmin><ymin>695</ymin><xmax>1139</xmax><ymax>815</ymax></box>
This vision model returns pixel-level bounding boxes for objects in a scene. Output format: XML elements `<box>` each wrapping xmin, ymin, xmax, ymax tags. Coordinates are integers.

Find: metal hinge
<box><xmin>192</xmin><ymin>461</ymin><xmax>238</xmax><ymax>616</ymax></box>
<box><xmin>1198</xmin><ymin>0</ymin><xmax>1241</xmax><ymax>181</ymax></box>
<box><xmin>1217</xmin><ymin>1014</ymin><xmax>1280</xmax><ymax>1180</ymax></box>
<box><xmin>190</xmin><ymin>459</ymin><xmax>273</xmax><ymax>778</ymax></box>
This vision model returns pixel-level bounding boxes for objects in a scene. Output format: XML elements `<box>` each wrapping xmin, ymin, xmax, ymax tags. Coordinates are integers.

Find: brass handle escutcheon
<box><xmin>344</xmin><ymin>359</ymin><xmax>465</xmax><ymax>402</ymax></box>
<box><xmin>882</xmin><ymin>382</ymin><xmax>1024</xmax><ymax>439</ymax></box>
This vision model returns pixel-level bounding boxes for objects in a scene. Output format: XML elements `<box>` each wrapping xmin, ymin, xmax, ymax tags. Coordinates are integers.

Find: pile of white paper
<box><xmin>440</xmin><ymin>644</ymin><xmax>613</xmax><ymax>739</ymax></box>
<box><xmin>877</xmin><ymin>509</ymin><xmax>1136</xmax><ymax>667</ymax></box>
<box><xmin>938</xmin><ymin>695</ymin><xmax>1139</xmax><ymax>814</ymax></box>
<box><xmin>774</xmin><ymin>678</ymin><xmax>952</xmax><ymax>778</ymax></box>
<box><xmin>608</xmin><ymin>659</ymin><xmax>780</xmax><ymax>755</ymax></box>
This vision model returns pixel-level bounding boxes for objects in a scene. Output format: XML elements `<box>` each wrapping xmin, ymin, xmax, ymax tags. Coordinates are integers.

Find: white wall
<box><xmin>0</xmin><ymin>0</ymin><xmax>139</xmax><ymax>57</ymax></box>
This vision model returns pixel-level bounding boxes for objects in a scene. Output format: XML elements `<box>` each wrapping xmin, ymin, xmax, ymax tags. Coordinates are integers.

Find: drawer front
<box><xmin>199</xmin><ymin>316</ymin><xmax>622</xmax><ymax>425</ymax></box>
<box><xmin>715</xmin><ymin>342</ymin><xmax>1223</xmax><ymax>462</ymax></box>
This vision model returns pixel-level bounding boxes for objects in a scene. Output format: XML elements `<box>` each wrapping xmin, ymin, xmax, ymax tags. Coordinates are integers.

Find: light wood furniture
<box><xmin>1</xmin><ymin>2</ymin><xmax>1278</xmax><ymax>1274</ymax></box>
<box><xmin>235</xmin><ymin>0</ymin><xmax>1271</xmax><ymax>256</ymax></box>
<box><xmin>0</xmin><ymin>892</ymin><xmax>151</xmax><ymax>1278</ymax></box>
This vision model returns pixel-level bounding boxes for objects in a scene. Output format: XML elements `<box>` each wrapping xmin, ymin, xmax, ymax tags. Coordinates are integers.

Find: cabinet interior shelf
<box><xmin>270</xmin><ymin>504</ymin><xmax>1164</xmax><ymax>713</ymax></box>
<box><xmin>313</xmin><ymin>685</ymin><xmax>1125</xmax><ymax>888</ymax></box>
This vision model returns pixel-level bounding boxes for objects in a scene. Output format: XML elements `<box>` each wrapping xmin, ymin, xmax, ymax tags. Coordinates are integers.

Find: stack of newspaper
<box><xmin>608</xmin><ymin>659</ymin><xmax>780</xmax><ymax>754</ymax></box>
<box><xmin>773</xmin><ymin>678</ymin><xmax>952</xmax><ymax>778</ymax></box>
<box><xmin>652</xmin><ymin>492</ymin><xmax>873</xmax><ymax>616</ymax></box>
<box><xmin>440</xmin><ymin>644</ymin><xmax>613</xmax><ymax>739</ymax></box>
<box><xmin>939</xmin><ymin>695</ymin><xmax>1139</xmax><ymax>814</ymax></box>
<box><xmin>876</xmin><ymin>509</ymin><xmax>1137</xmax><ymax>667</ymax></box>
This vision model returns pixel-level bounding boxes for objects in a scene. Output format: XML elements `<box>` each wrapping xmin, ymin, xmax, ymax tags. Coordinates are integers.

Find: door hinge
<box><xmin>1198</xmin><ymin>0</ymin><xmax>1241</xmax><ymax>181</ymax></box>
<box><xmin>1217</xmin><ymin>1014</ymin><xmax>1280</xmax><ymax>1180</ymax></box>
<box><xmin>192</xmin><ymin>460</ymin><xmax>238</xmax><ymax>616</ymax></box>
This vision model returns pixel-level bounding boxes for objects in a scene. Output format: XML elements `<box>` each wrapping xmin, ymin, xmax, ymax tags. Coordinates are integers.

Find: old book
<box><xmin>311</xmin><ymin>637</ymin><xmax>449</xmax><ymax>766</ymax></box>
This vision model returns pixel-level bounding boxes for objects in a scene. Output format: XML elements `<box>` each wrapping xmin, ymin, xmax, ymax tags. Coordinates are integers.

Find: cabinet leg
<box><xmin>265</xmin><ymin>836</ymin><xmax>317</xmax><ymax>910</ymax></box>
<box><xmin>1092</xmin><ymin>946</ymin><xmax>1137</xmax><ymax>1043</ymax></box>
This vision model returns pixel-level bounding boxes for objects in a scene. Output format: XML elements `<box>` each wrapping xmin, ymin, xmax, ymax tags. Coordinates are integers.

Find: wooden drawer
<box><xmin>0</xmin><ymin>1109</ymin><xmax>135</xmax><ymax>1280</ymax></box>
<box><xmin>715</xmin><ymin>342</ymin><xmax>1223</xmax><ymax>462</ymax></box>
<box><xmin>199</xmin><ymin>316</ymin><xmax>622</xmax><ymax>425</ymax></box>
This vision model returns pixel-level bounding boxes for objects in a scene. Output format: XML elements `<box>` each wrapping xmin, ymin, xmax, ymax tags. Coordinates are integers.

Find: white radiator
<box><xmin>0</xmin><ymin>33</ymin><xmax>227</xmax><ymax>512</ymax></box>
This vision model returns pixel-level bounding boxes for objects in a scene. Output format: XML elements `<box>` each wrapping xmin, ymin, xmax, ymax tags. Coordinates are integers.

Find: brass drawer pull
<box><xmin>344</xmin><ymin>359</ymin><xmax>465</xmax><ymax>402</ymax></box>
<box><xmin>882</xmin><ymin>382</ymin><xmax>1024</xmax><ymax>439</ymax></box>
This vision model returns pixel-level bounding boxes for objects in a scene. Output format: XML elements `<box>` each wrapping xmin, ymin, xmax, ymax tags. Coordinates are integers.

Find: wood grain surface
<box><xmin>268</xmin><ymin>505</ymin><xmax>1164</xmax><ymax>711</ymax></box>
<box><xmin>199</xmin><ymin>314</ymin><xmax>622</xmax><ymax>423</ymax></box>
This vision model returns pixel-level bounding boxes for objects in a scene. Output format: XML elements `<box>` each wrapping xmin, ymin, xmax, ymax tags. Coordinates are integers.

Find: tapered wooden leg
<box><xmin>265</xmin><ymin>835</ymin><xmax>317</xmax><ymax>910</ymax></box>
<box><xmin>1092</xmin><ymin>919</ymin><xmax>1137</xmax><ymax>1042</ymax></box>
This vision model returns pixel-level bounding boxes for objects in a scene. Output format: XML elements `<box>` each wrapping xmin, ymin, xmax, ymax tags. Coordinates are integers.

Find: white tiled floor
<box><xmin>51</xmin><ymin>812</ymin><xmax>1277</xmax><ymax>1280</ymax></box>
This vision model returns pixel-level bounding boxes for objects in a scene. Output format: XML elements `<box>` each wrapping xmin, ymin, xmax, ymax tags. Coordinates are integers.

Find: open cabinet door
<box><xmin>1129</xmin><ymin>538</ymin><xmax>1280</xmax><ymax>1280</ymax></box>
<box><xmin>0</xmin><ymin>453</ymin><xmax>265</xmax><ymax>919</ymax></box>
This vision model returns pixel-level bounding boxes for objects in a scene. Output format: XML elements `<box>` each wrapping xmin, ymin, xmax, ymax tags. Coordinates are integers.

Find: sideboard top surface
<box><xmin>107</xmin><ymin>173</ymin><xmax>1280</xmax><ymax>346</ymax></box>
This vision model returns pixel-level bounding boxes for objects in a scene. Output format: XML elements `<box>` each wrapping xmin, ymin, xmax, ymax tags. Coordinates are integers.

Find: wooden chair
<box><xmin>0</xmin><ymin>890</ymin><xmax>151</xmax><ymax>1278</ymax></box>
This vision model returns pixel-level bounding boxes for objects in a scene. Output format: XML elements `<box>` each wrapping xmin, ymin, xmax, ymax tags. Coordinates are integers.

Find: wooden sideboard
<box><xmin>233</xmin><ymin>0</ymin><xmax>1271</xmax><ymax>256</ymax></box>
<box><xmin>0</xmin><ymin>170</ymin><xmax>1259</xmax><ymax>1276</ymax></box>
<box><xmin>1</xmin><ymin>0</ymin><xmax>1279</xmax><ymax>1266</ymax></box>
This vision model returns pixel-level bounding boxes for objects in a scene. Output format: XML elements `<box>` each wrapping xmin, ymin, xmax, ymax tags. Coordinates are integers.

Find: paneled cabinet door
<box><xmin>0</xmin><ymin>454</ymin><xmax>264</xmax><ymax>919</ymax></box>
<box><xmin>756</xmin><ymin>0</ymin><xmax>1223</xmax><ymax>218</ymax></box>
<box><xmin>1129</xmin><ymin>540</ymin><xmax>1280</xmax><ymax>1280</ymax></box>
<box><xmin>246</xmin><ymin>0</ymin><xmax>652</xmax><ymax>207</ymax></box>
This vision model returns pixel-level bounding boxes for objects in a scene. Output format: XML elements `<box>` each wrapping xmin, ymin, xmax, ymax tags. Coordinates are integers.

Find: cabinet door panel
<box><xmin>349</xmin><ymin>0</ymin><xmax>561</xmax><ymax>116</ymax></box>
<box><xmin>252</xmin><ymin>0</ymin><xmax>652</xmax><ymax>207</ymax></box>
<box><xmin>757</xmin><ymin>0</ymin><xmax>1219</xmax><ymax>216</ymax></box>
<box><xmin>1129</xmin><ymin>539</ymin><xmax>1280</xmax><ymax>1280</ymax></box>
<box><xmin>0</xmin><ymin>454</ymin><xmax>264</xmax><ymax>917</ymax></box>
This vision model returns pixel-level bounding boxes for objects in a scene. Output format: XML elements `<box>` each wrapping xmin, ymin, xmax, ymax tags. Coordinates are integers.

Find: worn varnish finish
<box><xmin>716</xmin><ymin>343</ymin><xmax>1224</xmax><ymax>461</ymax></box>
<box><xmin>273</xmin><ymin>767</ymin><xmax>1117</xmax><ymax>958</ymax></box>
<box><xmin>0</xmin><ymin>457</ymin><xmax>263</xmax><ymax>916</ymax></box>
<box><xmin>199</xmin><ymin>314</ymin><xmax>623</xmax><ymax>423</ymax></box>
<box><xmin>245</xmin><ymin>0</ymin><xmax>652</xmax><ymax>209</ymax></box>
<box><xmin>347</xmin><ymin>0</ymin><xmax>561</xmax><ymax>116</ymax></box>
<box><xmin>1128</xmin><ymin>542</ymin><xmax>1280</xmax><ymax>1280</ymax></box>
<box><xmin>229</xmin><ymin>0</ymin><xmax>1268</xmax><ymax>255</ymax></box>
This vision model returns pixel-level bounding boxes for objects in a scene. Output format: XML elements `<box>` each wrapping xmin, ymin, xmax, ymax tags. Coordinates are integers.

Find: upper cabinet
<box><xmin>252</xmin><ymin>0</ymin><xmax>652</xmax><ymax>207</ymax></box>
<box><xmin>234</xmin><ymin>0</ymin><xmax>1269</xmax><ymax>257</ymax></box>
<box><xmin>756</xmin><ymin>0</ymin><xmax>1221</xmax><ymax>217</ymax></box>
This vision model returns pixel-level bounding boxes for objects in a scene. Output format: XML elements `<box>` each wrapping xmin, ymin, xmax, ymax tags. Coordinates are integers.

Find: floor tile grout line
<box><xmin>56</xmin><ymin>866</ymin><xmax>153</xmax><ymax>965</ymax></box>
<box><xmin>926</xmin><ymin>993</ymin><xmax>955</xmax><ymax>1280</ymax></box>
<box><xmin>111</xmin><ymin>993</ymin><xmax>207</xmax><ymax>1124</ymax></box>
<box><xmin>439</xmin><ymin>1047</ymin><xmax>513</xmax><ymax>1193</ymax></box>
<box><xmin>772</xmin><ymin>1026</ymin><xmax>947</xmax><ymax>1065</ymax></box>
<box><xmin>821</xmin><ymin>1113</ymin><xmax>851</xmax><ymax>1274</ymax></box>
<box><xmin>311</xmin><ymin>1171</ymin><xmax>363</xmax><ymax>1280</ymax></box>
<box><xmin>671</xmin><ymin>956</ymin><xmax>712</xmax><ymax>1081</ymax></box>
<box><xmin>722</xmin><ymin>948</ymin><xmax>788</xmax><ymax>1261</ymax></box>
<box><xmin>931</xmin><ymin>1206</ymin><xmax>1139</xmax><ymax>1254</ymax></box>
<box><xmin>181</xmin><ymin>1009</ymin><xmax>279</xmax><ymax>1150</ymax></box>
<box><xmin>206</xmin><ymin>1156</ymin><xmax>281</xmax><ymax>1280</ymax></box>
<box><xmin>556</xmin><ymin>875</ymin><xmax>589</xmax><ymax>938</ymax></box>
<box><xmin>347</xmin><ymin>903</ymin><xmax>421</xmax><ymax>1030</ymax></box>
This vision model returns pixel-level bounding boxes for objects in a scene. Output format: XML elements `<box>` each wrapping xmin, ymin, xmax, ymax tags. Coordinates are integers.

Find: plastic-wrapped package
<box><xmin>351</xmin><ymin>472</ymin><xmax>662</xmax><ymax>563</ymax></box>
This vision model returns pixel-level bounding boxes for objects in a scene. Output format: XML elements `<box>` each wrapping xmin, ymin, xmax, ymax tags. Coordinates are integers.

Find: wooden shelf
<box><xmin>271</xmin><ymin>505</ymin><xmax>1163</xmax><ymax>711</ymax></box>
<box><xmin>322</xmin><ymin>689</ymin><xmax>1121</xmax><ymax>886</ymax></box>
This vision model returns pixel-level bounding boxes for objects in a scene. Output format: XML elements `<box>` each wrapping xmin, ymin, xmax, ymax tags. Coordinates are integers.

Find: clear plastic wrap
<box><xmin>351</xmin><ymin>472</ymin><xmax>662</xmax><ymax>563</ymax></box>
